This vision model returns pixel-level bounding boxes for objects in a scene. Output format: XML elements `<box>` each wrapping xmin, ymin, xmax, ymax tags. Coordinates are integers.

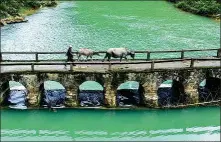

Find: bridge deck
<box><xmin>1</xmin><ymin>59</ymin><xmax>220</xmax><ymax>73</ymax></box>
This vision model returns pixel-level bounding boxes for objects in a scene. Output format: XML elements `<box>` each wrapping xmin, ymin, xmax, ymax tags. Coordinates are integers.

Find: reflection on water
<box><xmin>1</xmin><ymin>107</ymin><xmax>220</xmax><ymax>141</ymax></box>
<box><xmin>1</xmin><ymin>126</ymin><xmax>220</xmax><ymax>141</ymax></box>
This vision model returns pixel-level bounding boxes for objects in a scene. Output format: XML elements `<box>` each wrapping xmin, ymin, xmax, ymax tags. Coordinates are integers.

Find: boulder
<box><xmin>0</xmin><ymin>20</ymin><xmax>7</xmax><ymax>26</ymax></box>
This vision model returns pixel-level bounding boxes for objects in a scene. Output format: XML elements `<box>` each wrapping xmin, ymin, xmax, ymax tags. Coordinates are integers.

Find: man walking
<box><xmin>65</xmin><ymin>45</ymin><xmax>75</xmax><ymax>68</ymax></box>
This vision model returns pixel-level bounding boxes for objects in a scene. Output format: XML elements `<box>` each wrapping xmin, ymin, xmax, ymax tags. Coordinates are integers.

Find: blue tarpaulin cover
<box><xmin>117</xmin><ymin>89</ymin><xmax>141</xmax><ymax>106</ymax></box>
<box><xmin>43</xmin><ymin>89</ymin><xmax>66</xmax><ymax>107</ymax></box>
<box><xmin>78</xmin><ymin>90</ymin><xmax>104</xmax><ymax>107</ymax></box>
<box><xmin>8</xmin><ymin>90</ymin><xmax>27</xmax><ymax>109</ymax></box>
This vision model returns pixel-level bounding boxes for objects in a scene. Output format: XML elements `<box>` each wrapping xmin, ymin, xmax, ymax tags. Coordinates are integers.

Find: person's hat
<box><xmin>69</xmin><ymin>45</ymin><xmax>72</xmax><ymax>47</ymax></box>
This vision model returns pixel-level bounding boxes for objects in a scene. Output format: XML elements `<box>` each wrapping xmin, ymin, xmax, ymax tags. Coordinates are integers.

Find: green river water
<box><xmin>1</xmin><ymin>1</ymin><xmax>220</xmax><ymax>59</ymax></box>
<box><xmin>1</xmin><ymin>1</ymin><xmax>220</xmax><ymax>141</ymax></box>
<box><xmin>1</xmin><ymin>107</ymin><xmax>220</xmax><ymax>141</ymax></box>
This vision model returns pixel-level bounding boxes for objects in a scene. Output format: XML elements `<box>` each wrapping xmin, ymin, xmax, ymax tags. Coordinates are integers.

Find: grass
<box><xmin>19</xmin><ymin>7</ymin><xmax>40</xmax><ymax>17</ymax></box>
<box><xmin>168</xmin><ymin>0</ymin><xmax>220</xmax><ymax>20</ymax></box>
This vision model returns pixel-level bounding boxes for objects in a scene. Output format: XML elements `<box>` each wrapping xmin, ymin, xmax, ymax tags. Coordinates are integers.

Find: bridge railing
<box><xmin>0</xmin><ymin>48</ymin><xmax>220</xmax><ymax>62</ymax></box>
<box><xmin>0</xmin><ymin>58</ymin><xmax>220</xmax><ymax>73</ymax></box>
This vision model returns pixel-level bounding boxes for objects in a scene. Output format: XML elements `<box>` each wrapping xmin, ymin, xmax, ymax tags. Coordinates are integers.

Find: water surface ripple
<box><xmin>1</xmin><ymin>107</ymin><xmax>220</xmax><ymax>141</ymax></box>
<box><xmin>1</xmin><ymin>1</ymin><xmax>220</xmax><ymax>60</ymax></box>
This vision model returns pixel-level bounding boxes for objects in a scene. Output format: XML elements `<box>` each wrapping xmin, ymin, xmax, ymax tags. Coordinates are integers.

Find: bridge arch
<box><xmin>110</xmin><ymin>72</ymin><xmax>159</xmax><ymax>107</ymax></box>
<box><xmin>37</xmin><ymin>73</ymin><xmax>68</xmax><ymax>89</ymax></box>
<box><xmin>40</xmin><ymin>80</ymin><xmax>66</xmax><ymax>107</ymax></box>
<box><xmin>198</xmin><ymin>77</ymin><xmax>221</xmax><ymax>102</ymax></box>
<box><xmin>157</xmin><ymin>79</ymin><xmax>186</xmax><ymax>107</ymax></box>
<box><xmin>74</xmin><ymin>73</ymin><xmax>105</xmax><ymax>89</ymax></box>
<box><xmin>1</xmin><ymin>81</ymin><xmax>28</xmax><ymax>108</ymax></box>
<box><xmin>78</xmin><ymin>81</ymin><xmax>104</xmax><ymax>107</ymax></box>
<box><xmin>116</xmin><ymin>81</ymin><xmax>145</xmax><ymax>107</ymax></box>
<box><xmin>156</xmin><ymin>71</ymin><xmax>184</xmax><ymax>90</ymax></box>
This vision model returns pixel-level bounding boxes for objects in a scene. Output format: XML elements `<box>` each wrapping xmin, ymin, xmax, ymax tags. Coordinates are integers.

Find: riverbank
<box><xmin>0</xmin><ymin>0</ymin><xmax>57</xmax><ymax>26</ymax></box>
<box><xmin>167</xmin><ymin>0</ymin><xmax>220</xmax><ymax>21</ymax></box>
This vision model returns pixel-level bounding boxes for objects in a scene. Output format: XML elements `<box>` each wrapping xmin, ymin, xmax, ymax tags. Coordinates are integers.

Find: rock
<box><xmin>14</xmin><ymin>16</ymin><xmax>24</xmax><ymax>21</ymax></box>
<box><xmin>6</xmin><ymin>16</ymin><xmax>28</xmax><ymax>25</ymax></box>
<box><xmin>0</xmin><ymin>16</ymin><xmax>28</xmax><ymax>26</ymax></box>
<box><xmin>13</xmin><ymin>16</ymin><xmax>28</xmax><ymax>23</ymax></box>
<box><xmin>216</xmin><ymin>14</ymin><xmax>220</xmax><ymax>18</ymax></box>
<box><xmin>212</xmin><ymin>14</ymin><xmax>220</xmax><ymax>20</ymax></box>
<box><xmin>0</xmin><ymin>20</ymin><xmax>7</xmax><ymax>26</ymax></box>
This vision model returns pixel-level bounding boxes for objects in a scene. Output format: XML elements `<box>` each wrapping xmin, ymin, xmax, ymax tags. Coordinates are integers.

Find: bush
<box><xmin>173</xmin><ymin>0</ymin><xmax>220</xmax><ymax>17</ymax></box>
<box><xmin>0</xmin><ymin>0</ymin><xmax>57</xmax><ymax>19</ymax></box>
<box><xmin>24</xmin><ymin>1</ymin><xmax>42</xmax><ymax>9</ymax></box>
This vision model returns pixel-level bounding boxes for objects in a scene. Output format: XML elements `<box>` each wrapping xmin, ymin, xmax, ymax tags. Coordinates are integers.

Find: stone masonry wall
<box><xmin>0</xmin><ymin>68</ymin><xmax>220</xmax><ymax>108</ymax></box>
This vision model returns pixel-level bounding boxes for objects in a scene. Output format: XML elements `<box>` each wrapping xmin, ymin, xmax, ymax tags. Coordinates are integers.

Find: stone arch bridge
<box><xmin>1</xmin><ymin>68</ymin><xmax>220</xmax><ymax>108</ymax></box>
<box><xmin>0</xmin><ymin>48</ymin><xmax>221</xmax><ymax>108</ymax></box>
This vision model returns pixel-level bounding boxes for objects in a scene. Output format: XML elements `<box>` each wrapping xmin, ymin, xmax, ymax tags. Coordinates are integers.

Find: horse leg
<box><xmin>102</xmin><ymin>54</ymin><xmax>108</xmax><ymax>62</ymax></box>
<box><xmin>90</xmin><ymin>55</ymin><xmax>93</xmax><ymax>61</ymax></box>
<box><xmin>107</xmin><ymin>55</ymin><xmax>111</xmax><ymax>62</ymax></box>
<box><xmin>120</xmin><ymin>56</ymin><xmax>123</xmax><ymax>62</ymax></box>
<box><xmin>78</xmin><ymin>54</ymin><xmax>81</xmax><ymax>61</ymax></box>
<box><xmin>124</xmin><ymin>56</ymin><xmax>127</xmax><ymax>61</ymax></box>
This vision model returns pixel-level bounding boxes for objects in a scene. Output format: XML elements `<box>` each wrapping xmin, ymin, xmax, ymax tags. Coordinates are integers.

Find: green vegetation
<box><xmin>0</xmin><ymin>0</ymin><xmax>57</xmax><ymax>19</ymax></box>
<box><xmin>167</xmin><ymin>0</ymin><xmax>220</xmax><ymax>18</ymax></box>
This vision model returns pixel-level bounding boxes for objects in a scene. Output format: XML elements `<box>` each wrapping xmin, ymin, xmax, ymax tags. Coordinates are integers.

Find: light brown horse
<box><xmin>77</xmin><ymin>48</ymin><xmax>100</xmax><ymax>61</ymax></box>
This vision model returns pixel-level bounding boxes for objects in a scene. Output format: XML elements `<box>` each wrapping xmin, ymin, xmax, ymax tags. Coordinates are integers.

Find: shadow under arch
<box><xmin>2</xmin><ymin>81</ymin><xmax>28</xmax><ymax>108</ymax></box>
<box><xmin>198</xmin><ymin>77</ymin><xmax>221</xmax><ymax>102</ymax></box>
<box><xmin>40</xmin><ymin>80</ymin><xmax>66</xmax><ymax>108</ymax></box>
<box><xmin>78</xmin><ymin>81</ymin><xmax>104</xmax><ymax>107</ymax></box>
<box><xmin>0</xmin><ymin>81</ymin><xmax>10</xmax><ymax>105</ymax></box>
<box><xmin>116</xmin><ymin>81</ymin><xmax>145</xmax><ymax>107</ymax></box>
<box><xmin>157</xmin><ymin>79</ymin><xmax>186</xmax><ymax>107</ymax></box>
